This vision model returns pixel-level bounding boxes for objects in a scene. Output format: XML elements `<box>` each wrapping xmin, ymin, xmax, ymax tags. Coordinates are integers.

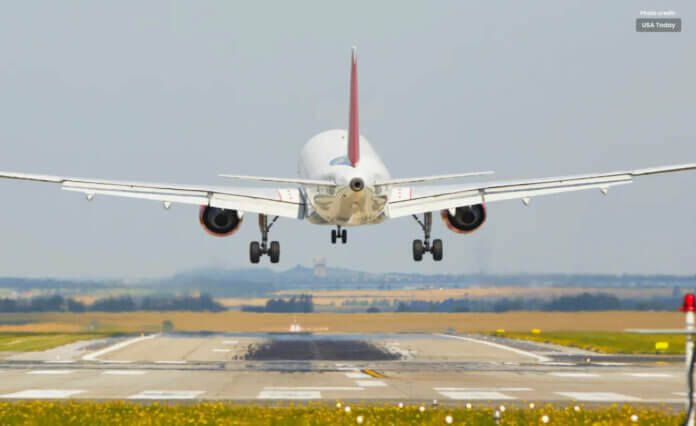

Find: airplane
<box><xmin>0</xmin><ymin>47</ymin><xmax>694</xmax><ymax>264</ymax></box>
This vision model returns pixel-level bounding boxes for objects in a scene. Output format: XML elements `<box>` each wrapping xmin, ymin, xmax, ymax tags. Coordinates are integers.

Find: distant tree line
<box><xmin>242</xmin><ymin>295</ymin><xmax>314</xmax><ymax>313</ymax></box>
<box><xmin>393</xmin><ymin>292</ymin><xmax>679</xmax><ymax>313</ymax></box>
<box><xmin>0</xmin><ymin>294</ymin><xmax>225</xmax><ymax>313</ymax></box>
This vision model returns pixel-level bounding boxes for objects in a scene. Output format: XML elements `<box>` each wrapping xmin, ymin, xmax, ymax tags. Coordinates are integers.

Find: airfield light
<box><xmin>682</xmin><ymin>293</ymin><xmax>696</xmax><ymax>312</ymax></box>
<box><xmin>445</xmin><ymin>415</ymin><xmax>453</xmax><ymax>424</ymax></box>
<box><xmin>493</xmin><ymin>410</ymin><xmax>501</xmax><ymax>423</ymax></box>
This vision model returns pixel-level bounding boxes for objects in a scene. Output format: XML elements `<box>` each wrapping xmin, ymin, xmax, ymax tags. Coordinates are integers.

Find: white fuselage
<box><xmin>298</xmin><ymin>129</ymin><xmax>391</xmax><ymax>226</ymax></box>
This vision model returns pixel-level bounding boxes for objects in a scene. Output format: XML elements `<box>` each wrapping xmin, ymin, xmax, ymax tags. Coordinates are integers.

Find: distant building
<box><xmin>313</xmin><ymin>257</ymin><xmax>327</xmax><ymax>278</ymax></box>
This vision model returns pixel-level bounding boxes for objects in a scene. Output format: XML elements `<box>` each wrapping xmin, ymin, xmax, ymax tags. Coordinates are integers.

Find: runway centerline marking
<box><xmin>549</xmin><ymin>372</ymin><xmax>599</xmax><ymax>378</ymax></box>
<box><xmin>1</xmin><ymin>390</ymin><xmax>84</xmax><ymax>399</ymax></box>
<box><xmin>264</xmin><ymin>387</ymin><xmax>363</xmax><ymax>391</ymax></box>
<box><xmin>355</xmin><ymin>380</ymin><xmax>387</xmax><ymax>387</ymax></box>
<box><xmin>102</xmin><ymin>370</ymin><xmax>146</xmax><ymax>375</ymax></box>
<box><xmin>437</xmin><ymin>391</ymin><xmax>516</xmax><ymax>400</ymax></box>
<box><xmin>128</xmin><ymin>391</ymin><xmax>204</xmax><ymax>400</ymax></box>
<box><xmin>433</xmin><ymin>333</ymin><xmax>551</xmax><ymax>363</ymax></box>
<box><xmin>435</xmin><ymin>387</ymin><xmax>532</xmax><ymax>392</ymax></box>
<box><xmin>27</xmin><ymin>370</ymin><xmax>75</xmax><ymax>375</ymax></box>
<box><xmin>557</xmin><ymin>392</ymin><xmax>641</xmax><ymax>402</ymax></box>
<box><xmin>257</xmin><ymin>391</ymin><xmax>321</xmax><ymax>400</ymax></box>
<box><xmin>82</xmin><ymin>333</ymin><xmax>160</xmax><ymax>362</ymax></box>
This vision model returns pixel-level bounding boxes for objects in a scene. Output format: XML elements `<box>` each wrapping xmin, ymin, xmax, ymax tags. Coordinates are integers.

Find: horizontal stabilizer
<box><xmin>219</xmin><ymin>174</ymin><xmax>336</xmax><ymax>187</ymax></box>
<box><xmin>376</xmin><ymin>171</ymin><xmax>495</xmax><ymax>186</ymax></box>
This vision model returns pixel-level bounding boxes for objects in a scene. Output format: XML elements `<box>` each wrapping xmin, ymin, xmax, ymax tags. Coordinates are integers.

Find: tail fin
<box><xmin>347</xmin><ymin>46</ymin><xmax>360</xmax><ymax>167</ymax></box>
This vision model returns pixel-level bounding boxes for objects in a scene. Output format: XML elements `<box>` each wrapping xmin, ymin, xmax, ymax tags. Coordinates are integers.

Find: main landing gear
<box><xmin>250</xmin><ymin>214</ymin><xmax>280</xmax><ymax>264</ymax></box>
<box><xmin>412</xmin><ymin>212</ymin><xmax>443</xmax><ymax>262</ymax></box>
<box><xmin>331</xmin><ymin>225</ymin><xmax>347</xmax><ymax>244</ymax></box>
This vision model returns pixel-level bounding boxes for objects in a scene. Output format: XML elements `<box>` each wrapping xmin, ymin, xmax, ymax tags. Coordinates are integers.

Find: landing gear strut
<box><xmin>331</xmin><ymin>225</ymin><xmax>347</xmax><ymax>244</ymax></box>
<box><xmin>250</xmin><ymin>214</ymin><xmax>280</xmax><ymax>264</ymax></box>
<box><xmin>412</xmin><ymin>212</ymin><xmax>443</xmax><ymax>262</ymax></box>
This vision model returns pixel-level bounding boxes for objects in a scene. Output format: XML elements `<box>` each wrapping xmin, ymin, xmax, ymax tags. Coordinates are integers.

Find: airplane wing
<box><xmin>0</xmin><ymin>171</ymin><xmax>304</xmax><ymax>219</ymax></box>
<box><xmin>386</xmin><ymin>163</ymin><xmax>696</xmax><ymax>218</ymax></box>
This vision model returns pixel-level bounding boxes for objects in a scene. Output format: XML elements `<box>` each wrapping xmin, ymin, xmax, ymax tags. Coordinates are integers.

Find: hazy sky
<box><xmin>0</xmin><ymin>2</ymin><xmax>694</xmax><ymax>278</ymax></box>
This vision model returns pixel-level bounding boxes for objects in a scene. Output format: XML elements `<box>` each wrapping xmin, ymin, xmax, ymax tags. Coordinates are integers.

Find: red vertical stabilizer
<box><xmin>348</xmin><ymin>47</ymin><xmax>360</xmax><ymax>167</ymax></box>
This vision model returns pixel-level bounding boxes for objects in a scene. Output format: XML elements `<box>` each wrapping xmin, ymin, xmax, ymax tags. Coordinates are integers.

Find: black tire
<box><xmin>250</xmin><ymin>241</ymin><xmax>261</xmax><ymax>264</ymax></box>
<box><xmin>413</xmin><ymin>239</ymin><xmax>424</xmax><ymax>261</ymax></box>
<box><xmin>269</xmin><ymin>241</ymin><xmax>280</xmax><ymax>264</ymax></box>
<box><xmin>432</xmin><ymin>239</ymin><xmax>443</xmax><ymax>261</ymax></box>
<box><xmin>341</xmin><ymin>229</ymin><xmax>347</xmax><ymax>244</ymax></box>
<box><xmin>331</xmin><ymin>229</ymin><xmax>337</xmax><ymax>244</ymax></box>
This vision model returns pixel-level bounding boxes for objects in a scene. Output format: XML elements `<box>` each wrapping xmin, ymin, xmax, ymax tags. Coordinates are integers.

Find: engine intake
<box><xmin>199</xmin><ymin>206</ymin><xmax>242</xmax><ymax>237</ymax></box>
<box><xmin>441</xmin><ymin>204</ymin><xmax>486</xmax><ymax>234</ymax></box>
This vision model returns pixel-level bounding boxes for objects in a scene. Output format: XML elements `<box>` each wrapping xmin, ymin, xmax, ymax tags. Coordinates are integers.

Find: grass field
<box><xmin>0</xmin><ymin>401</ymin><xmax>683</xmax><ymax>425</ymax></box>
<box><xmin>0</xmin><ymin>333</ymin><xmax>113</xmax><ymax>352</ymax></box>
<box><xmin>0</xmin><ymin>311</ymin><xmax>683</xmax><ymax>336</ymax></box>
<box><xmin>500</xmin><ymin>331</ymin><xmax>686</xmax><ymax>355</ymax></box>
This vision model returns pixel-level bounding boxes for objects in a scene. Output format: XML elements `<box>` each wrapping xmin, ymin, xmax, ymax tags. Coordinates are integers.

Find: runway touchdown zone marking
<box><xmin>557</xmin><ymin>392</ymin><xmax>641</xmax><ymax>402</ymax></box>
<box><xmin>128</xmin><ymin>391</ymin><xmax>204</xmax><ymax>400</ymax></box>
<box><xmin>1</xmin><ymin>390</ymin><xmax>84</xmax><ymax>399</ymax></box>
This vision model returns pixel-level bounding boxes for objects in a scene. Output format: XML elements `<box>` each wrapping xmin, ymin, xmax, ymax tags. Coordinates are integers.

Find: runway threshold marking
<box><xmin>27</xmin><ymin>370</ymin><xmax>75</xmax><ymax>375</ymax></box>
<box><xmin>433</xmin><ymin>333</ymin><xmax>551</xmax><ymax>363</ymax></box>
<box><xmin>257</xmin><ymin>391</ymin><xmax>321</xmax><ymax>400</ymax></box>
<box><xmin>1</xmin><ymin>390</ymin><xmax>84</xmax><ymax>399</ymax></box>
<box><xmin>355</xmin><ymin>380</ymin><xmax>387</xmax><ymax>387</ymax></box>
<box><xmin>82</xmin><ymin>333</ymin><xmax>160</xmax><ymax>362</ymax></box>
<box><xmin>556</xmin><ymin>392</ymin><xmax>641</xmax><ymax>402</ymax></box>
<box><xmin>128</xmin><ymin>391</ymin><xmax>204</xmax><ymax>400</ymax></box>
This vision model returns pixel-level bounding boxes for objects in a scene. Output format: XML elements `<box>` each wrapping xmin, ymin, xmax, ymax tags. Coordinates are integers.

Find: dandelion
<box><xmin>499</xmin><ymin>405</ymin><xmax>506</xmax><ymax>412</ymax></box>
<box><xmin>336</xmin><ymin>402</ymin><xmax>342</xmax><ymax>409</ymax></box>
<box><xmin>465</xmin><ymin>403</ymin><xmax>472</xmax><ymax>409</ymax></box>
<box><xmin>356</xmin><ymin>414</ymin><xmax>364</xmax><ymax>424</ymax></box>
<box><xmin>445</xmin><ymin>414</ymin><xmax>453</xmax><ymax>424</ymax></box>
<box><xmin>529</xmin><ymin>402</ymin><xmax>535</xmax><ymax>409</ymax></box>
<box><xmin>397</xmin><ymin>402</ymin><xmax>404</xmax><ymax>408</ymax></box>
<box><xmin>419</xmin><ymin>405</ymin><xmax>426</xmax><ymax>413</ymax></box>
<box><xmin>631</xmin><ymin>414</ymin><xmax>639</xmax><ymax>422</ymax></box>
<box><xmin>541</xmin><ymin>414</ymin><xmax>550</xmax><ymax>423</ymax></box>
<box><xmin>344</xmin><ymin>406</ymin><xmax>351</xmax><ymax>413</ymax></box>
<box><xmin>574</xmin><ymin>405</ymin><xmax>581</xmax><ymax>412</ymax></box>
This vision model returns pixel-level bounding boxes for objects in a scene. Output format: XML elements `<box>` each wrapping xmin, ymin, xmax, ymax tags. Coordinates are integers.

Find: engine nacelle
<box><xmin>441</xmin><ymin>204</ymin><xmax>486</xmax><ymax>234</ymax></box>
<box><xmin>199</xmin><ymin>206</ymin><xmax>243</xmax><ymax>237</ymax></box>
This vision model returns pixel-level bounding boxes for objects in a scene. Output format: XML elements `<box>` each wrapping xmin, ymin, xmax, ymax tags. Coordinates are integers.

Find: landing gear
<box><xmin>412</xmin><ymin>212</ymin><xmax>443</xmax><ymax>262</ymax></box>
<box><xmin>250</xmin><ymin>214</ymin><xmax>280</xmax><ymax>264</ymax></box>
<box><xmin>331</xmin><ymin>226</ymin><xmax>347</xmax><ymax>244</ymax></box>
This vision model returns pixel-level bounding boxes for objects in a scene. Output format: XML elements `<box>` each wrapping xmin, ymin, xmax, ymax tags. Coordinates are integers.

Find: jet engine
<box><xmin>441</xmin><ymin>204</ymin><xmax>486</xmax><ymax>234</ymax></box>
<box><xmin>199</xmin><ymin>206</ymin><xmax>243</xmax><ymax>237</ymax></box>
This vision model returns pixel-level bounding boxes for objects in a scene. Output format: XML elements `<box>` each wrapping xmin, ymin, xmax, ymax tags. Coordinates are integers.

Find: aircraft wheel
<box><xmin>269</xmin><ymin>241</ymin><xmax>280</xmax><ymax>264</ymax></box>
<box><xmin>331</xmin><ymin>229</ymin><xmax>337</xmax><ymax>244</ymax></box>
<box><xmin>413</xmin><ymin>239</ymin><xmax>424</xmax><ymax>261</ymax></box>
<box><xmin>432</xmin><ymin>239</ymin><xmax>443</xmax><ymax>261</ymax></box>
<box><xmin>341</xmin><ymin>229</ymin><xmax>347</xmax><ymax>244</ymax></box>
<box><xmin>250</xmin><ymin>241</ymin><xmax>261</xmax><ymax>264</ymax></box>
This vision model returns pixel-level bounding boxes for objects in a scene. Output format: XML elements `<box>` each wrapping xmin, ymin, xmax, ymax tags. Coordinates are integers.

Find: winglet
<box><xmin>347</xmin><ymin>46</ymin><xmax>360</xmax><ymax>167</ymax></box>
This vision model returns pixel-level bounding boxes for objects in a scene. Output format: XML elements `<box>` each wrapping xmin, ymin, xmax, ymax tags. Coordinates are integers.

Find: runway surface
<box><xmin>0</xmin><ymin>332</ymin><xmax>685</xmax><ymax>405</ymax></box>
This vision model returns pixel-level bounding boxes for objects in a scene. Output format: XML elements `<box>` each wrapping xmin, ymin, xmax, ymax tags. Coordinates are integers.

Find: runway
<box><xmin>0</xmin><ymin>332</ymin><xmax>685</xmax><ymax>405</ymax></box>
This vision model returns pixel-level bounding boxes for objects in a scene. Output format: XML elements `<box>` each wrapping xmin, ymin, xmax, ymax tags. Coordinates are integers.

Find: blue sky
<box><xmin>0</xmin><ymin>2</ymin><xmax>693</xmax><ymax>278</ymax></box>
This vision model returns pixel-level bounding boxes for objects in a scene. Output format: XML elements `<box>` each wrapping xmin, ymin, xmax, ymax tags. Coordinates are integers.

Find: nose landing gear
<box><xmin>331</xmin><ymin>225</ymin><xmax>347</xmax><ymax>244</ymax></box>
<box><xmin>250</xmin><ymin>214</ymin><xmax>280</xmax><ymax>264</ymax></box>
<box><xmin>412</xmin><ymin>212</ymin><xmax>443</xmax><ymax>262</ymax></box>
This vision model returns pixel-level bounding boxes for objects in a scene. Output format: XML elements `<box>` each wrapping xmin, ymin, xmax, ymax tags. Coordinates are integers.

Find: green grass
<box><xmin>0</xmin><ymin>401</ymin><xmax>683</xmax><ymax>425</ymax></box>
<box><xmin>499</xmin><ymin>331</ymin><xmax>685</xmax><ymax>355</ymax></box>
<box><xmin>0</xmin><ymin>333</ymin><xmax>114</xmax><ymax>352</ymax></box>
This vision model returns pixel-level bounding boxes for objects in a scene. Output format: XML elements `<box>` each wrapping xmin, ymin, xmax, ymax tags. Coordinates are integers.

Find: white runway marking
<box><xmin>433</xmin><ymin>333</ymin><xmax>551</xmax><ymax>363</ymax></box>
<box><xmin>355</xmin><ymin>380</ymin><xmax>387</xmax><ymax>387</ymax></box>
<box><xmin>82</xmin><ymin>333</ymin><xmax>160</xmax><ymax>362</ymax></box>
<box><xmin>557</xmin><ymin>392</ymin><xmax>641</xmax><ymax>402</ymax></box>
<box><xmin>102</xmin><ymin>370</ymin><xmax>146</xmax><ymax>376</ymax></box>
<box><xmin>1</xmin><ymin>390</ymin><xmax>84</xmax><ymax>399</ymax></box>
<box><xmin>43</xmin><ymin>360</ymin><xmax>75</xmax><ymax>364</ymax></box>
<box><xmin>257</xmin><ymin>391</ymin><xmax>321</xmax><ymax>400</ymax></box>
<box><xmin>222</xmin><ymin>340</ymin><xmax>238</xmax><ymax>345</ymax></box>
<box><xmin>437</xmin><ymin>391</ymin><xmax>516</xmax><ymax>400</ymax></box>
<box><xmin>594</xmin><ymin>362</ymin><xmax>629</xmax><ymax>366</ymax></box>
<box><xmin>27</xmin><ymin>370</ymin><xmax>74</xmax><ymax>375</ymax></box>
<box><xmin>264</xmin><ymin>387</ymin><xmax>363</xmax><ymax>391</ymax></box>
<box><xmin>212</xmin><ymin>349</ymin><xmax>231</xmax><ymax>353</ymax></box>
<box><xmin>154</xmin><ymin>360</ymin><xmax>187</xmax><ymax>364</ymax></box>
<box><xmin>434</xmin><ymin>387</ymin><xmax>532</xmax><ymax>392</ymax></box>
<box><xmin>625</xmin><ymin>373</ymin><xmax>674</xmax><ymax>378</ymax></box>
<box><xmin>128</xmin><ymin>390</ymin><xmax>204</xmax><ymax>400</ymax></box>
<box><xmin>100</xmin><ymin>360</ymin><xmax>133</xmax><ymax>364</ymax></box>
<box><xmin>549</xmin><ymin>372</ymin><xmax>599</xmax><ymax>378</ymax></box>
<box><xmin>345</xmin><ymin>372</ymin><xmax>371</xmax><ymax>379</ymax></box>
<box><xmin>541</xmin><ymin>362</ymin><xmax>576</xmax><ymax>366</ymax></box>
